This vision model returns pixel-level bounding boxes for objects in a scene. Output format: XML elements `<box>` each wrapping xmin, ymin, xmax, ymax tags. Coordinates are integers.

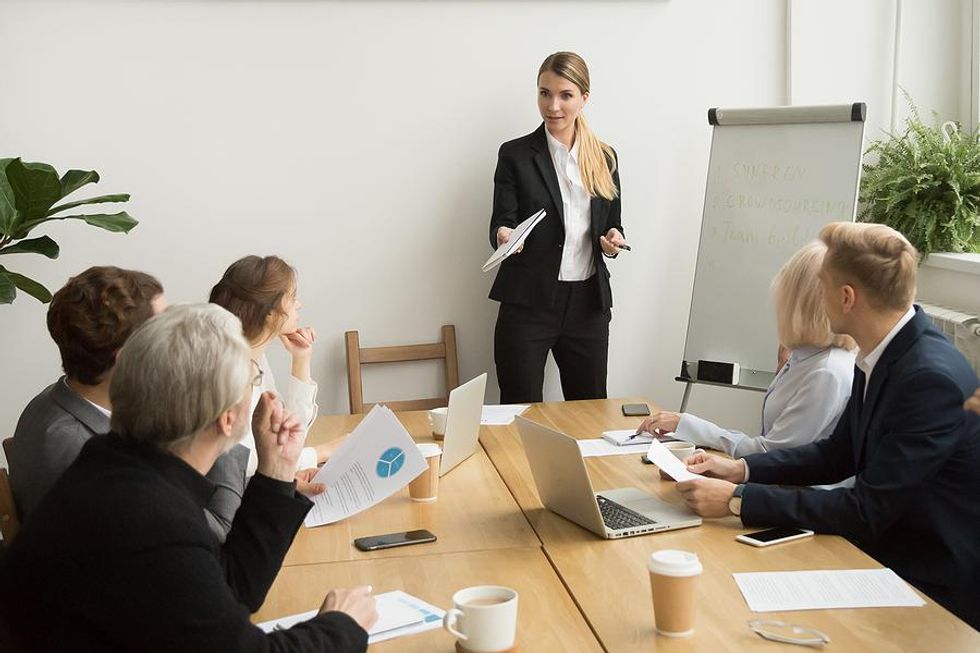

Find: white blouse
<box><xmin>243</xmin><ymin>353</ymin><xmax>319</xmax><ymax>477</ymax></box>
<box><xmin>545</xmin><ymin>129</ymin><xmax>594</xmax><ymax>282</ymax></box>
<box><xmin>675</xmin><ymin>346</ymin><xmax>855</xmax><ymax>460</ymax></box>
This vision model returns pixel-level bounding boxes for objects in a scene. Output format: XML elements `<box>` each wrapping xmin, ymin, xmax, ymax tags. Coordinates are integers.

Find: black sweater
<box><xmin>0</xmin><ymin>434</ymin><xmax>367</xmax><ymax>652</ymax></box>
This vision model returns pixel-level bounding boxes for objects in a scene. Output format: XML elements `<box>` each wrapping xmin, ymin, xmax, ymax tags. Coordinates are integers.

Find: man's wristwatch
<box><xmin>729</xmin><ymin>483</ymin><xmax>746</xmax><ymax>516</ymax></box>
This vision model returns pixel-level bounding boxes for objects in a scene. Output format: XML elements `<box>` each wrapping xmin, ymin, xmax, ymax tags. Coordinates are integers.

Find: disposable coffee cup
<box><xmin>428</xmin><ymin>407</ymin><xmax>448</xmax><ymax>441</ymax></box>
<box><xmin>408</xmin><ymin>443</ymin><xmax>441</xmax><ymax>502</ymax></box>
<box><xmin>443</xmin><ymin>585</ymin><xmax>518</xmax><ymax>652</ymax></box>
<box><xmin>648</xmin><ymin>549</ymin><xmax>702</xmax><ymax>637</ymax></box>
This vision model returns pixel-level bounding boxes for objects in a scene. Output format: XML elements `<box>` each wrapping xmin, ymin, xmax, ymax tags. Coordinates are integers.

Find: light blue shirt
<box><xmin>675</xmin><ymin>345</ymin><xmax>856</xmax><ymax>459</ymax></box>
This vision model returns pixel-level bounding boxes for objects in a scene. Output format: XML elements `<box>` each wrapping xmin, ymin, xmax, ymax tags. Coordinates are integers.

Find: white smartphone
<box><xmin>736</xmin><ymin>527</ymin><xmax>814</xmax><ymax>547</ymax></box>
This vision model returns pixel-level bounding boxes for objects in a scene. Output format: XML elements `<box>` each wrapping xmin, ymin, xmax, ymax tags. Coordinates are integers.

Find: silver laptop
<box><xmin>439</xmin><ymin>373</ymin><xmax>487</xmax><ymax>476</ymax></box>
<box><xmin>515</xmin><ymin>416</ymin><xmax>702</xmax><ymax>539</ymax></box>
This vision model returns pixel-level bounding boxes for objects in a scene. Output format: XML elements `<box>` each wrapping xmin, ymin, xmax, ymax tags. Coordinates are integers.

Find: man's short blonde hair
<box><xmin>774</xmin><ymin>241</ymin><xmax>856</xmax><ymax>351</ymax></box>
<box><xmin>819</xmin><ymin>222</ymin><xmax>917</xmax><ymax>311</ymax></box>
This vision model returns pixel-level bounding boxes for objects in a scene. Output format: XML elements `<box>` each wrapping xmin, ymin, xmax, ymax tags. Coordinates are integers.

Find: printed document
<box><xmin>645</xmin><ymin>439</ymin><xmax>703</xmax><ymax>482</ymax></box>
<box><xmin>304</xmin><ymin>405</ymin><xmax>426</xmax><ymax>527</ymax></box>
<box><xmin>481</xmin><ymin>404</ymin><xmax>529</xmax><ymax>425</ymax></box>
<box><xmin>482</xmin><ymin>209</ymin><xmax>547</xmax><ymax>272</ymax></box>
<box><xmin>258</xmin><ymin>590</ymin><xmax>445</xmax><ymax>643</ymax></box>
<box><xmin>733</xmin><ymin>568</ymin><xmax>926</xmax><ymax>612</ymax></box>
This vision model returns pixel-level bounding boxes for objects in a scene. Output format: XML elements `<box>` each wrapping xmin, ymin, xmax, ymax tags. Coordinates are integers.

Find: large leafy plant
<box><xmin>859</xmin><ymin>97</ymin><xmax>980</xmax><ymax>258</ymax></box>
<box><xmin>0</xmin><ymin>158</ymin><xmax>138</xmax><ymax>304</ymax></box>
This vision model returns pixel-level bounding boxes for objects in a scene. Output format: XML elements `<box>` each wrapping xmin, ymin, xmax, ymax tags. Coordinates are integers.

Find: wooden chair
<box><xmin>0</xmin><ymin>466</ymin><xmax>21</xmax><ymax>545</ymax></box>
<box><xmin>345</xmin><ymin>325</ymin><xmax>460</xmax><ymax>414</ymax></box>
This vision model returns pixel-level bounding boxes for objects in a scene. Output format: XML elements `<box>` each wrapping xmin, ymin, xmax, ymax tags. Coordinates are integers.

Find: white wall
<box><xmin>0</xmin><ymin>0</ymin><xmax>972</xmax><ymax>452</ymax></box>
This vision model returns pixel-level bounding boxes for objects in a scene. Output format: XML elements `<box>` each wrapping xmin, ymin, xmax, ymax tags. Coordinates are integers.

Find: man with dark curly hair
<box><xmin>7</xmin><ymin>266</ymin><xmax>246</xmax><ymax>542</ymax></box>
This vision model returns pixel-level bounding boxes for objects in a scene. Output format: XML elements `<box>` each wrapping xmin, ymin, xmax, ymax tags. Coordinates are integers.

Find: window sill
<box><xmin>922</xmin><ymin>252</ymin><xmax>980</xmax><ymax>276</ymax></box>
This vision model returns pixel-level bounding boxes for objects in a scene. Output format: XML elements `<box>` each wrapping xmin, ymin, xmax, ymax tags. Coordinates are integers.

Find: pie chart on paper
<box><xmin>376</xmin><ymin>447</ymin><xmax>406</xmax><ymax>478</ymax></box>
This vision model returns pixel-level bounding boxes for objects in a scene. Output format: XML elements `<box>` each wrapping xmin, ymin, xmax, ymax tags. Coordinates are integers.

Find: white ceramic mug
<box><xmin>663</xmin><ymin>441</ymin><xmax>696</xmax><ymax>461</ymax></box>
<box><xmin>428</xmin><ymin>407</ymin><xmax>448</xmax><ymax>438</ymax></box>
<box><xmin>443</xmin><ymin>585</ymin><xmax>518</xmax><ymax>652</ymax></box>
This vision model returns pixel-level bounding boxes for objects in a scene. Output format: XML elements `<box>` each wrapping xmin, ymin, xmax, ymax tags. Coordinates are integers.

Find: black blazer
<box><xmin>0</xmin><ymin>434</ymin><xmax>367</xmax><ymax>652</ymax></box>
<box><xmin>740</xmin><ymin>308</ymin><xmax>980</xmax><ymax>629</ymax></box>
<box><xmin>488</xmin><ymin>124</ymin><xmax>623</xmax><ymax>311</ymax></box>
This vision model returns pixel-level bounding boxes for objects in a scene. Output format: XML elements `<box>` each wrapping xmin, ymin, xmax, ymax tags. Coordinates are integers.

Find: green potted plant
<box><xmin>0</xmin><ymin>158</ymin><xmax>138</xmax><ymax>304</ymax></box>
<box><xmin>859</xmin><ymin>95</ymin><xmax>980</xmax><ymax>258</ymax></box>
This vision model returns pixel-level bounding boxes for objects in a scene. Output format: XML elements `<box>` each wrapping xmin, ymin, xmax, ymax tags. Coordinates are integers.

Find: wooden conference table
<box><xmin>256</xmin><ymin>400</ymin><xmax>980</xmax><ymax>652</ymax></box>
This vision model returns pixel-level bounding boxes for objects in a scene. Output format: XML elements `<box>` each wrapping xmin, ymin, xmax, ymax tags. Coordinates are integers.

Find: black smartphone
<box><xmin>353</xmin><ymin>529</ymin><xmax>437</xmax><ymax>552</ymax></box>
<box><xmin>622</xmin><ymin>403</ymin><xmax>651</xmax><ymax>417</ymax></box>
<box><xmin>736</xmin><ymin>527</ymin><xmax>814</xmax><ymax>547</ymax></box>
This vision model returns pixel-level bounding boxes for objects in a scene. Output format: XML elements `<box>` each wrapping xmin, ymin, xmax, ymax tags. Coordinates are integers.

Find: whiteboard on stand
<box><xmin>681</xmin><ymin>103</ymin><xmax>866</xmax><ymax>390</ymax></box>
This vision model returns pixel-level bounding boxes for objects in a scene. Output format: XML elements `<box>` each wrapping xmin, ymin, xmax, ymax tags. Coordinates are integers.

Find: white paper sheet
<box><xmin>304</xmin><ymin>405</ymin><xmax>427</xmax><ymax>527</ymax></box>
<box><xmin>258</xmin><ymin>590</ymin><xmax>446</xmax><ymax>643</ymax></box>
<box><xmin>480</xmin><ymin>404</ymin><xmax>529</xmax><ymax>426</ymax></box>
<box><xmin>645</xmin><ymin>439</ymin><xmax>703</xmax><ymax>482</ymax></box>
<box><xmin>578</xmin><ymin>438</ymin><xmax>651</xmax><ymax>458</ymax></box>
<box><xmin>733</xmin><ymin>568</ymin><xmax>926</xmax><ymax>612</ymax></box>
<box><xmin>482</xmin><ymin>209</ymin><xmax>547</xmax><ymax>272</ymax></box>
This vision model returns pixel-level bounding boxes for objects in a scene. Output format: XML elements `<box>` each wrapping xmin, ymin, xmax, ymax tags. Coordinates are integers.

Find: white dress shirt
<box><xmin>71</xmin><ymin>378</ymin><xmax>112</xmax><ymax>419</ymax></box>
<box><xmin>676</xmin><ymin>346</ymin><xmax>855</xmax><ymax>462</ymax></box>
<box><xmin>856</xmin><ymin>306</ymin><xmax>916</xmax><ymax>399</ymax></box>
<box><xmin>545</xmin><ymin>129</ymin><xmax>594</xmax><ymax>281</ymax></box>
<box><xmin>243</xmin><ymin>353</ymin><xmax>320</xmax><ymax>477</ymax></box>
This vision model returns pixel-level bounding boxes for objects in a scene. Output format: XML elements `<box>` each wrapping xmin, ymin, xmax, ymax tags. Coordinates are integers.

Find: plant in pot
<box><xmin>859</xmin><ymin>95</ymin><xmax>980</xmax><ymax>258</ymax></box>
<box><xmin>0</xmin><ymin>158</ymin><xmax>138</xmax><ymax>304</ymax></box>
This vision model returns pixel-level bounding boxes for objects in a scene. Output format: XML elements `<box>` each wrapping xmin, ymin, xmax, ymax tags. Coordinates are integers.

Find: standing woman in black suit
<box><xmin>489</xmin><ymin>51</ymin><xmax>627</xmax><ymax>404</ymax></box>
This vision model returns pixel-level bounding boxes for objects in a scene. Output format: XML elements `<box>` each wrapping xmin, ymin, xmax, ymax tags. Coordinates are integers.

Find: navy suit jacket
<box><xmin>741</xmin><ymin>308</ymin><xmax>980</xmax><ymax>629</ymax></box>
<box><xmin>488</xmin><ymin>124</ymin><xmax>623</xmax><ymax>310</ymax></box>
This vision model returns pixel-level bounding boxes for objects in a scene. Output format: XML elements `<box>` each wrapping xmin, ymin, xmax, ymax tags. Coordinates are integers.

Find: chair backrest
<box><xmin>345</xmin><ymin>324</ymin><xmax>460</xmax><ymax>414</ymax></box>
<box><xmin>0</xmin><ymin>467</ymin><xmax>21</xmax><ymax>545</ymax></box>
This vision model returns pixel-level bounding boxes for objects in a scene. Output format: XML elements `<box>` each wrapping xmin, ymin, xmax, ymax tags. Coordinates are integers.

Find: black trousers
<box><xmin>494</xmin><ymin>277</ymin><xmax>610</xmax><ymax>404</ymax></box>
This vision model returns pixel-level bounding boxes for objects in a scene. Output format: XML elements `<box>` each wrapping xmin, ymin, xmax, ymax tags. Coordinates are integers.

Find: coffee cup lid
<box><xmin>417</xmin><ymin>443</ymin><xmax>442</xmax><ymax>458</ymax></box>
<box><xmin>648</xmin><ymin>549</ymin><xmax>702</xmax><ymax>577</ymax></box>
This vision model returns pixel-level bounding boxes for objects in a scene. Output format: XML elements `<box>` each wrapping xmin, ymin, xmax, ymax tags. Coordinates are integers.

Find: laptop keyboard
<box><xmin>597</xmin><ymin>495</ymin><xmax>656</xmax><ymax>531</ymax></box>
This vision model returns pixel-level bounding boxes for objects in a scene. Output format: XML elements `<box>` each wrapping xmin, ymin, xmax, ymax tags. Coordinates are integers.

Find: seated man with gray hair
<box><xmin>0</xmin><ymin>304</ymin><xmax>377</xmax><ymax>651</ymax></box>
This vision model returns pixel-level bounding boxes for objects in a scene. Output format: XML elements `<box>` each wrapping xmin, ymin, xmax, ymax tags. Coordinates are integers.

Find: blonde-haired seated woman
<box><xmin>640</xmin><ymin>241</ymin><xmax>856</xmax><ymax>461</ymax></box>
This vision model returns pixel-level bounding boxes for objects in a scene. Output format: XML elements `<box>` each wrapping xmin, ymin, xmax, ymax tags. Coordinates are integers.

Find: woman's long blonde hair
<box><xmin>538</xmin><ymin>52</ymin><xmax>619</xmax><ymax>201</ymax></box>
<box><xmin>772</xmin><ymin>241</ymin><xmax>856</xmax><ymax>352</ymax></box>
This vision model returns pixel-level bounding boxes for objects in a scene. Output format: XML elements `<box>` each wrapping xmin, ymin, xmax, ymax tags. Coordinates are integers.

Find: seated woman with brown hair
<box><xmin>210</xmin><ymin>255</ymin><xmax>337</xmax><ymax>484</ymax></box>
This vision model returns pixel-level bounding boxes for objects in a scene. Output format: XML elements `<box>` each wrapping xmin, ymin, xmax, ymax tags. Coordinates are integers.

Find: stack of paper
<box><xmin>304</xmin><ymin>405</ymin><xmax>427</xmax><ymax>528</ymax></box>
<box><xmin>258</xmin><ymin>590</ymin><xmax>446</xmax><ymax>643</ymax></box>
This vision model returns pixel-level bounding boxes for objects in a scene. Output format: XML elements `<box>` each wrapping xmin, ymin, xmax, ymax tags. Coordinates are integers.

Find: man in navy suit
<box><xmin>675</xmin><ymin>222</ymin><xmax>980</xmax><ymax>630</ymax></box>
